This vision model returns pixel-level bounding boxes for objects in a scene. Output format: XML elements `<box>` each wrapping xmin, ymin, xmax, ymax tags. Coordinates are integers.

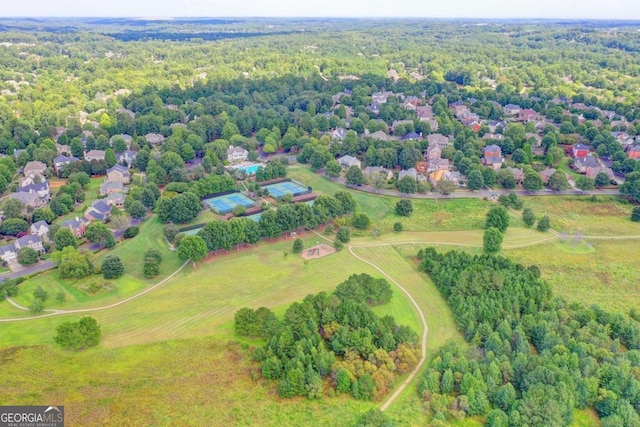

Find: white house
<box><xmin>227</xmin><ymin>146</ymin><xmax>249</xmax><ymax>164</ymax></box>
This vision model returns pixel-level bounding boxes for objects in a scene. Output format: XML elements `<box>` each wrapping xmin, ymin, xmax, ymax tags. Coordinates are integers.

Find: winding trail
<box><xmin>0</xmin><ymin>261</ymin><xmax>190</xmax><ymax>322</ymax></box>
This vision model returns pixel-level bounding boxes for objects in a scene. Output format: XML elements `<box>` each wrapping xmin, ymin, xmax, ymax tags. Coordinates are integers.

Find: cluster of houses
<box><xmin>0</xmin><ymin>145</ymin><xmax>136</xmax><ymax>265</ymax></box>
<box><xmin>570</xmin><ymin>144</ymin><xmax>615</xmax><ymax>181</ymax></box>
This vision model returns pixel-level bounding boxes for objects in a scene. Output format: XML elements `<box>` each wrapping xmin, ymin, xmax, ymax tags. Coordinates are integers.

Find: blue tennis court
<box><xmin>262</xmin><ymin>181</ymin><xmax>310</xmax><ymax>198</ymax></box>
<box><xmin>203</xmin><ymin>192</ymin><xmax>256</xmax><ymax>214</ymax></box>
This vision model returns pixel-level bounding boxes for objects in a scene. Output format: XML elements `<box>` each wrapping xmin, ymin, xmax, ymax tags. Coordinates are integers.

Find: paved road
<box><xmin>0</xmin><ymin>261</ymin><xmax>56</xmax><ymax>282</ymax></box>
<box><xmin>328</xmin><ymin>175</ymin><xmax>621</xmax><ymax>199</ymax></box>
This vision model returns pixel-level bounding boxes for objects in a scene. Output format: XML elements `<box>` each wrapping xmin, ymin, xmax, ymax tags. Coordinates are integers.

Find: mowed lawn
<box><xmin>0</xmin><ymin>234</ymin><xmax>388</xmax><ymax>348</ymax></box>
<box><xmin>508</xmin><ymin>238</ymin><xmax>640</xmax><ymax>315</ymax></box>
<box><xmin>288</xmin><ymin>166</ymin><xmax>489</xmax><ymax>232</ymax></box>
<box><xmin>8</xmin><ymin>217</ymin><xmax>182</xmax><ymax>313</ymax></box>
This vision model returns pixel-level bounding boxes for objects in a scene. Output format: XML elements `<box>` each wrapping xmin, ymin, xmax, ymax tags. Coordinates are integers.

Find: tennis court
<box><xmin>262</xmin><ymin>181</ymin><xmax>310</xmax><ymax>198</ymax></box>
<box><xmin>203</xmin><ymin>192</ymin><xmax>256</xmax><ymax>214</ymax></box>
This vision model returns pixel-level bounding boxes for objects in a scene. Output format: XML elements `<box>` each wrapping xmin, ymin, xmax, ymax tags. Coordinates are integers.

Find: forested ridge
<box><xmin>418</xmin><ymin>248</ymin><xmax>640</xmax><ymax>426</ymax></box>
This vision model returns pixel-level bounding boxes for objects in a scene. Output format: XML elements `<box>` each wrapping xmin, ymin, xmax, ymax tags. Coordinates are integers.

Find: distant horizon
<box><xmin>1</xmin><ymin>0</ymin><xmax>638</xmax><ymax>21</ymax></box>
<box><xmin>1</xmin><ymin>16</ymin><xmax>640</xmax><ymax>24</ymax></box>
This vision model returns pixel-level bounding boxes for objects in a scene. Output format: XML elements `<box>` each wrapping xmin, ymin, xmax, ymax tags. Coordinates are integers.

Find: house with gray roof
<box><xmin>337</xmin><ymin>155</ymin><xmax>361</xmax><ymax>169</ymax></box>
<box><xmin>54</xmin><ymin>155</ymin><xmax>79</xmax><ymax>175</ymax></box>
<box><xmin>8</xmin><ymin>192</ymin><xmax>45</xmax><ymax>208</ymax></box>
<box><xmin>23</xmin><ymin>161</ymin><xmax>47</xmax><ymax>177</ymax></box>
<box><xmin>85</xmin><ymin>200</ymin><xmax>111</xmax><ymax>222</ymax></box>
<box><xmin>116</xmin><ymin>150</ymin><xmax>137</xmax><ymax>168</ymax></box>
<box><xmin>105</xmin><ymin>192</ymin><xmax>125</xmax><ymax>207</ymax></box>
<box><xmin>14</xmin><ymin>235</ymin><xmax>44</xmax><ymax>254</ymax></box>
<box><xmin>17</xmin><ymin>181</ymin><xmax>50</xmax><ymax>200</ymax></box>
<box><xmin>100</xmin><ymin>181</ymin><xmax>124</xmax><ymax>196</ymax></box>
<box><xmin>30</xmin><ymin>220</ymin><xmax>50</xmax><ymax>237</ymax></box>
<box><xmin>85</xmin><ymin>150</ymin><xmax>106</xmax><ymax>162</ymax></box>
<box><xmin>107</xmin><ymin>165</ymin><xmax>130</xmax><ymax>184</ymax></box>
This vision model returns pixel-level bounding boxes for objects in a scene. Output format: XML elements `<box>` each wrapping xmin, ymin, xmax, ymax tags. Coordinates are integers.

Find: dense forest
<box><xmin>417</xmin><ymin>248</ymin><xmax>640</xmax><ymax>426</ymax></box>
<box><xmin>235</xmin><ymin>273</ymin><xmax>420</xmax><ymax>400</ymax></box>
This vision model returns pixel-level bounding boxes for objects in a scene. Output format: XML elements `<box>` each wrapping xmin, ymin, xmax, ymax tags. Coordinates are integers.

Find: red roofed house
<box><xmin>572</xmin><ymin>144</ymin><xmax>590</xmax><ymax>159</ymax></box>
<box><xmin>627</xmin><ymin>145</ymin><xmax>640</xmax><ymax>160</ymax></box>
<box><xmin>518</xmin><ymin>109</ymin><xmax>537</xmax><ymax>122</ymax></box>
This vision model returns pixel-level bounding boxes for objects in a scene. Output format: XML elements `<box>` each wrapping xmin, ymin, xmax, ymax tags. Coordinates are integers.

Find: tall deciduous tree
<box><xmin>483</xmin><ymin>227</ymin><xmax>503</xmax><ymax>253</ymax></box>
<box><xmin>486</xmin><ymin>205</ymin><xmax>509</xmax><ymax>233</ymax></box>
<box><xmin>177</xmin><ymin>235</ymin><xmax>208</xmax><ymax>265</ymax></box>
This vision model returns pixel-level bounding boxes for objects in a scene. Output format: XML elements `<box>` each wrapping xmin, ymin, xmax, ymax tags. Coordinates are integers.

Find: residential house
<box><xmin>61</xmin><ymin>217</ymin><xmax>88</xmax><ymax>237</ymax></box>
<box><xmin>53</xmin><ymin>155</ymin><xmax>79</xmax><ymax>175</ymax></box>
<box><xmin>612</xmin><ymin>132</ymin><xmax>634</xmax><ymax>149</ymax></box>
<box><xmin>331</xmin><ymin>128</ymin><xmax>348</xmax><ymax>140</ymax></box>
<box><xmin>145</xmin><ymin>133</ymin><xmax>165</xmax><ymax>146</ymax></box>
<box><xmin>85</xmin><ymin>150</ymin><xmax>106</xmax><ymax>162</ymax></box>
<box><xmin>337</xmin><ymin>155</ymin><xmax>361</xmax><ymax>169</ymax></box>
<box><xmin>17</xmin><ymin>181</ymin><xmax>50</xmax><ymax>201</ymax></box>
<box><xmin>416</xmin><ymin>106</ymin><xmax>433</xmax><ymax>120</ymax></box>
<box><xmin>573</xmin><ymin>155</ymin><xmax>600</xmax><ymax>173</ymax></box>
<box><xmin>106</xmin><ymin>192</ymin><xmax>125</xmax><ymax>207</ymax></box>
<box><xmin>116</xmin><ymin>150</ymin><xmax>137</xmax><ymax>168</ymax></box>
<box><xmin>488</xmin><ymin>120</ymin><xmax>506</xmax><ymax>133</ymax></box>
<box><xmin>19</xmin><ymin>173</ymin><xmax>45</xmax><ymax>187</ymax></box>
<box><xmin>572</xmin><ymin>144</ymin><xmax>590</xmax><ymax>159</ymax></box>
<box><xmin>425</xmin><ymin>145</ymin><xmax>442</xmax><ymax>161</ymax></box>
<box><xmin>0</xmin><ymin>244</ymin><xmax>17</xmax><ymax>262</ymax></box>
<box><xmin>14</xmin><ymin>235</ymin><xmax>45</xmax><ymax>254</ymax></box>
<box><xmin>29</xmin><ymin>220</ymin><xmax>50</xmax><ymax>237</ymax></box>
<box><xmin>398</xmin><ymin>168</ymin><xmax>418</xmax><ymax>180</ymax></box>
<box><xmin>483</xmin><ymin>145</ymin><xmax>504</xmax><ymax>170</ymax></box>
<box><xmin>586</xmin><ymin>166</ymin><xmax>614</xmax><ymax>180</ymax></box>
<box><xmin>508</xmin><ymin>168</ymin><xmax>525</xmax><ymax>185</ymax></box>
<box><xmin>424</xmin><ymin>119</ymin><xmax>439</xmax><ymax>131</ymax></box>
<box><xmin>627</xmin><ymin>145</ymin><xmax>640</xmax><ymax>160</ymax></box>
<box><xmin>442</xmin><ymin>171</ymin><xmax>463</xmax><ymax>186</ymax></box>
<box><xmin>371</xmin><ymin>91</ymin><xmax>392</xmax><ymax>104</ymax></box>
<box><xmin>401</xmin><ymin>132</ymin><xmax>421</xmax><ymax>141</ymax></box>
<box><xmin>483</xmin><ymin>133</ymin><xmax>505</xmax><ymax>141</ymax></box>
<box><xmin>427</xmin><ymin>134</ymin><xmax>450</xmax><ymax>149</ymax></box>
<box><xmin>106</xmin><ymin>165</ymin><xmax>130</xmax><ymax>184</ymax></box>
<box><xmin>56</xmin><ymin>143</ymin><xmax>71</xmax><ymax>156</ymax></box>
<box><xmin>85</xmin><ymin>200</ymin><xmax>111</xmax><ymax>222</ymax></box>
<box><xmin>504</xmin><ymin>104</ymin><xmax>521</xmax><ymax>115</ymax></box>
<box><xmin>116</xmin><ymin>108</ymin><xmax>135</xmax><ymax>119</ymax></box>
<box><xmin>518</xmin><ymin>109</ymin><xmax>537</xmax><ymax>122</ymax></box>
<box><xmin>23</xmin><ymin>161</ymin><xmax>47</xmax><ymax>177</ymax></box>
<box><xmin>363</xmin><ymin>166</ymin><xmax>392</xmax><ymax>181</ymax></box>
<box><xmin>368</xmin><ymin>130</ymin><xmax>391</xmax><ymax>141</ymax></box>
<box><xmin>525</xmin><ymin>133</ymin><xmax>542</xmax><ymax>146</ymax></box>
<box><xmin>8</xmin><ymin>192</ymin><xmax>45</xmax><ymax>209</ymax></box>
<box><xmin>100</xmin><ymin>181</ymin><xmax>124</xmax><ymax>196</ymax></box>
<box><xmin>13</xmin><ymin>148</ymin><xmax>26</xmax><ymax>158</ymax></box>
<box><xmin>227</xmin><ymin>146</ymin><xmax>249</xmax><ymax>164</ymax></box>
<box><xmin>428</xmin><ymin>158</ymin><xmax>450</xmax><ymax>173</ymax></box>
<box><xmin>429</xmin><ymin>170</ymin><xmax>462</xmax><ymax>187</ymax></box>
<box><xmin>539</xmin><ymin>168</ymin><xmax>557</xmax><ymax>185</ymax></box>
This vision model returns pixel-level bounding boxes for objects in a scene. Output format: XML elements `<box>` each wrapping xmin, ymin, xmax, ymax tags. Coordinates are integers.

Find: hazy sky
<box><xmin>2</xmin><ymin>0</ymin><xmax>638</xmax><ymax>20</ymax></box>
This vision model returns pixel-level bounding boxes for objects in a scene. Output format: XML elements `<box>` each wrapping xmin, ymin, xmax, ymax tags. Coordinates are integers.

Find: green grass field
<box><xmin>8</xmin><ymin>217</ymin><xmax>182</xmax><ymax>313</ymax></box>
<box><xmin>508</xmin><ymin>238</ymin><xmax>640</xmax><ymax>315</ymax></box>
<box><xmin>288</xmin><ymin>166</ymin><xmax>490</xmax><ymax>232</ymax></box>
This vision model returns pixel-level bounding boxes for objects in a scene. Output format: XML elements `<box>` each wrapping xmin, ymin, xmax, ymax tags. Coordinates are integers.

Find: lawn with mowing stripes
<box><xmin>0</xmin><ymin>234</ymin><xmax>388</xmax><ymax>348</ymax></box>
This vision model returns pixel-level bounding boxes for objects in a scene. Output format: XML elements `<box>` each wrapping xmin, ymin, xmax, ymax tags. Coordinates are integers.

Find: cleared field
<box><xmin>0</xmin><ymin>338</ymin><xmax>378</xmax><ymax>427</ymax></box>
<box><xmin>520</xmin><ymin>196</ymin><xmax>636</xmax><ymax>236</ymax></box>
<box><xmin>508</xmin><ymin>238</ymin><xmax>640</xmax><ymax>315</ymax></box>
